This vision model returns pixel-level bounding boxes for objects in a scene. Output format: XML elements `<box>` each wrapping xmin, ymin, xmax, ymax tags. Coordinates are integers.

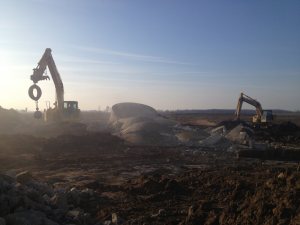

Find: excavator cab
<box><xmin>252</xmin><ymin>110</ymin><xmax>273</xmax><ymax>124</ymax></box>
<box><xmin>63</xmin><ymin>101</ymin><xmax>80</xmax><ymax>119</ymax></box>
<box><xmin>261</xmin><ymin>110</ymin><xmax>273</xmax><ymax>123</ymax></box>
<box><xmin>44</xmin><ymin>101</ymin><xmax>80</xmax><ymax>122</ymax></box>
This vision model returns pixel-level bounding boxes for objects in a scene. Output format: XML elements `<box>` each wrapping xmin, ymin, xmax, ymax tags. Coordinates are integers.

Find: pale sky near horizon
<box><xmin>0</xmin><ymin>0</ymin><xmax>299</xmax><ymax>111</ymax></box>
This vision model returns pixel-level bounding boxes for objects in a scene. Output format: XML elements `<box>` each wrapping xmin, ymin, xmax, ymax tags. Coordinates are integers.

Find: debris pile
<box><xmin>109</xmin><ymin>102</ymin><xmax>180</xmax><ymax>146</ymax></box>
<box><xmin>0</xmin><ymin>171</ymin><xmax>104</xmax><ymax>225</ymax></box>
<box><xmin>109</xmin><ymin>103</ymin><xmax>300</xmax><ymax>153</ymax></box>
<box><xmin>198</xmin><ymin>121</ymin><xmax>254</xmax><ymax>150</ymax></box>
<box><xmin>196</xmin><ymin>119</ymin><xmax>300</xmax><ymax>159</ymax></box>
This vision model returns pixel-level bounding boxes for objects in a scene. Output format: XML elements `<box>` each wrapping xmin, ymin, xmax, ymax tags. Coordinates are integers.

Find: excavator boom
<box><xmin>235</xmin><ymin>92</ymin><xmax>272</xmax><ymax>125</ymax></box>
<box><xmin>236</xmin><ymin>93</ymin><xmax>263</xmax><ymax>119</ymax></box>
<box><xmin>30</xmin><ymin>48</ymin><xmax>64</xmax><ymax>111</ymax></box>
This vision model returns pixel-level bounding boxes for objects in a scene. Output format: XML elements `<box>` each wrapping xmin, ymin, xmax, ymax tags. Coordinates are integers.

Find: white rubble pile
<box><xmin>0</xmin><ymin>171</ymin><xmax>102</xmax><ymax>225</ymax></box>
<box><xmin>199</xmin><ymin>122</ymin><xmax>269</xmax><ymax>151</ymax></box>
<box><xmin>109</xmin><ymin>103</ymin><xmax>182</xmax><ymax>146</ymax></box>
<box><xmin>108</xmin><ymin>102</ymin><xmax>267</xmax><ymax>150</ymax></box>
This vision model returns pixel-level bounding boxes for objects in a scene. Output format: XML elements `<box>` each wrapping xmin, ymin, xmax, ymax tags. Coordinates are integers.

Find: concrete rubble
<box><xmin>109</xmin><ymin>102</ymin><xmax>237</xmax><ymax>147</ymax></box>
<box><xmin>197</xmin><ymin>121</ymin><xmax>274</xmax><ymax>152</ymax></box>
<box><xmin>0</xmin><ymin>172</ymin><xmax>103</xmax><ymax>225</ymax></box>
<box><xmin>108</xmin><ymin>103</ymin><xmax>300</xmax><ymax>154</ymax></box>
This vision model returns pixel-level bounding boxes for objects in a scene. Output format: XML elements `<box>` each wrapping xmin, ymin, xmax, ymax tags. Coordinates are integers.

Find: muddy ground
<box><xmin>1</xmin><ymin>110</ymin><xmax>300</xmax><ymax>224</ymax></box>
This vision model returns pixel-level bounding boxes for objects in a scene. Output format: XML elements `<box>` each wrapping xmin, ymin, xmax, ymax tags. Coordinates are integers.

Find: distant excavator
<box><xmin>235</xmin><ymin>92</ymin><xmax>273</xmax><ymax>126</ymax></box>
<box><xmin>28</xmin><ymin>48</ymin><xmax>80</xmax><ymax>122</ymax></box>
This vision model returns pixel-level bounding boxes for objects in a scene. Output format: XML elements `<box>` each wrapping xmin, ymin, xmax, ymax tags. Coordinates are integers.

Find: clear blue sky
<box><xmin>0</xmin><ymin>0</ymin><xmax>299</xmax><ymax>110</ymax></box>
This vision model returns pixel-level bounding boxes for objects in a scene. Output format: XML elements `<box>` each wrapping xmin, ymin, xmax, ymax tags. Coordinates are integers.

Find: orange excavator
<box><xmin>28</xmin><ymin>48</ymin><xmax>80</xmax><ymax>122</ymax></box>
<box><xmin>235</xmin><ymin>92</ymin><xmax>273</xmax><ymax>126</ymax></box>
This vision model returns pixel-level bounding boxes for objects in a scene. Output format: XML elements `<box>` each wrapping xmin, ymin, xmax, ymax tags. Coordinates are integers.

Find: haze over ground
<box><xmin>0</xmin><ymin>0</ymin><xmax>299</xmax><ymax>111</ymax></box>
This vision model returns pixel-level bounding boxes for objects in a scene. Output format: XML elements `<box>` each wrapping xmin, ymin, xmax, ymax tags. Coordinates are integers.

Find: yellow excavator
<box><xmin>28</xmin><ymin>48</ymin><xmax>80</xmax><ymax>122</ymax></box>
<box><xmin>235</xmin><ymin>92</ymin><xmax>273</xmax><ymax>126</ymax></box>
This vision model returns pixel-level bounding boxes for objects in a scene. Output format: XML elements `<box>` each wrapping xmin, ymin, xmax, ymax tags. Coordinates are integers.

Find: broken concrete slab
<box><xmin>225</xmin><ymin>124</ymin><xmax>254</xmax><ymax>145</ymax></box>
<box><xmin>199</xmin><ymin>133</ymin><xmax>224</xmax><ymax>146</ymax></box>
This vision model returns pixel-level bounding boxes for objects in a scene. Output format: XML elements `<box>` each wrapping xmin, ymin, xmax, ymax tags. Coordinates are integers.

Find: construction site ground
<box><xmin>1</xmin><ymin>111</ymin><xmax>300</xmax><ymax>225</ymax></box>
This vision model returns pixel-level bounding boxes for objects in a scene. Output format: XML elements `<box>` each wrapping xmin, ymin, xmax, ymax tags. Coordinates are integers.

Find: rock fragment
<box><xmin>16</xmin><ymin>171</ymin><xmax>33</xmax><ymax>184</ymax></box>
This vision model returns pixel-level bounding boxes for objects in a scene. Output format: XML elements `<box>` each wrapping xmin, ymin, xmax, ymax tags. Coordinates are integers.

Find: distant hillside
<box><xmin>163</xmin><ymin>109</ymin><xmax>297</xmax><ymax>115</ymax></box>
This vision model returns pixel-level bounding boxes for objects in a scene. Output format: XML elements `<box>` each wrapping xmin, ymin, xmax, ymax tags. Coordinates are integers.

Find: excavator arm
<box><xmin>235</xmin><ymin>93</ymin><xmax>263</xmax><ymax>121</ymax></box>
<box><xmin>30</xmin><ymin>48</ymin><xmax>64</xmax><ymax>111</ymax></box>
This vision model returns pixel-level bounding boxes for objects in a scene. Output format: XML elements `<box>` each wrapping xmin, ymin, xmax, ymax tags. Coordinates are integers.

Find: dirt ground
<box><xmin>1</xmin><ymin>111</ymin><xmax>300</xmax><ymax>224</ymax></box>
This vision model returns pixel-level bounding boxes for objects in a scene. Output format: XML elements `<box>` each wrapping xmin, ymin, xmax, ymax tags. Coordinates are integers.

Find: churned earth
<box><xmin>1</xmin><ymin>132</ymin><xmax>300</xmax><ymax>225</ymax></box>
<box><xmin>1</xmin><ymin>107</ymin><xmax>300</xmax><ymax>224</ymax></box>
